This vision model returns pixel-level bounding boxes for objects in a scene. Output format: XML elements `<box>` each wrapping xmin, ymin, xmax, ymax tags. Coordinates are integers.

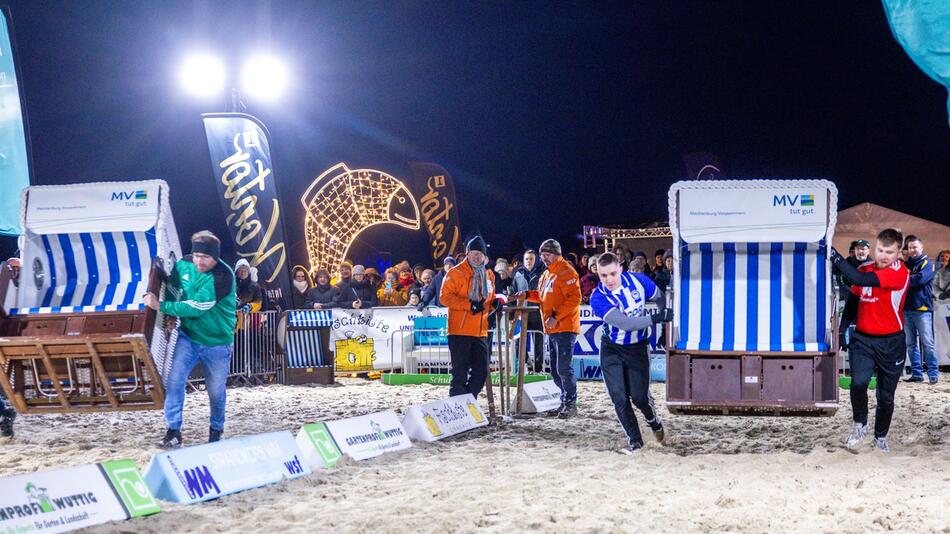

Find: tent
<box><xmin>833</xmin><ymin>202</ymin><xmax>950</xmax><ymax>256</ymax></box>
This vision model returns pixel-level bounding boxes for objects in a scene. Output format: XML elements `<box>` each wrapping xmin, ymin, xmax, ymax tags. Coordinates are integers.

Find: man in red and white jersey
<box><xmin>831</xmin><ymin>228</ymin><xmax>909</xmax><ymax>453</ymax></box>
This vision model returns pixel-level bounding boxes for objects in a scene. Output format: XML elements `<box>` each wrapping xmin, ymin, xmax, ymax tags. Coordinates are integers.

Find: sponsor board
<box><xmin>0</xmin><ymin>462</ymin><xmax>151</xmax><ymax>533</ymax></box>
<box><xmin>296</xmin><ymin>422</ymin><xmax>343</xmax><ymax>470</ymax></box>
<box><xmin>323</xmin><ymin>411</ymin><xmax>412</xmax><ymax>460</ymax></box>
<box><xmin>572</xmin><ymin>354</ymin><xmax>667</xmax><ymax>382</ymax></box>
<box><xmin>402</xmin><ymin>394</ymin><xmax>488</xmax><ymax>443</ymax></box>
<box><xmin>24</xmin><ymin>182</ymin><xmax>161</xmax><ymax>234</ymax></box>
<box><xmin>143</xmin><ymin>431</ymin><xmax>309</xmax><ymax>504</ymax></box>
<box><xmin>518</xmin><ymin>380</ymin><xmax>562</xmax><ymax>413</ymax></box>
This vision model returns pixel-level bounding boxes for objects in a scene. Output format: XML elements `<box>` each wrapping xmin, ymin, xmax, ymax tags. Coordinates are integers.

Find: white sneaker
<box><xmin>873</xmin><ymin>437</ymin><xmax>890</xmax><ymax>453</ymax></box>
<box><xmin>846</xmin><ymin>423</ymin><xmax>868</xmax><ymax>449</ymax></box>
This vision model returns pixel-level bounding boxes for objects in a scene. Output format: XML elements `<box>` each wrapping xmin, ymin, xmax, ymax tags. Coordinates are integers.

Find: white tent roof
<box><xmin>834</xmin><ymin>202</ymin><xmax>950</xmax><ymax>255</ymax></box>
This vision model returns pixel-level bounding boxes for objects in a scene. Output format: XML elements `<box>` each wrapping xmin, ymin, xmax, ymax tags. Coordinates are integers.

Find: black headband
<box><xmin>191</xmin><ymin>240</ymin><xmax>220</xmax><ymax>260</ymax></box>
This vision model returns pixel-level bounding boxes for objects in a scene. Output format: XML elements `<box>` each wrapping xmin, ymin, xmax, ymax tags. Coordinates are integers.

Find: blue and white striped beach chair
<box><xmin>0</xmin><ymin>180</ymin><xmax>181</xmax><ymax>414</ymax></box>
<box><xmin>665</xmin><ymin>180</ymin><xmax>841</xmax><ymax>416</ymax></box>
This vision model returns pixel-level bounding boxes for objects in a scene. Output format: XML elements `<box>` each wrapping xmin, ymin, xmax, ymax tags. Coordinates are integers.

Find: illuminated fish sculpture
<box><xmin>302</xmin><ymin>162</ymin><xmax>421</xmax><ymax>275</ymax></box>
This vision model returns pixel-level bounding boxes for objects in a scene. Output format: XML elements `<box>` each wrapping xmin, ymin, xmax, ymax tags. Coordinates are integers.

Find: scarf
<box><xmin>469</xmin><ymin>259</ymin><xmax>488</xmax><ymax>302</ymax></box>
<box><xmin>293</xmin><ymin>280</ymin><xmax>309</xmax><ymax>293</ymax></box>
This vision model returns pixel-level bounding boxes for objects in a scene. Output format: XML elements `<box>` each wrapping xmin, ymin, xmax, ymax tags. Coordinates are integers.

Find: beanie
<box><xmin>466</xmin><ymin>235</ymin><xmax>488</xmax><ymax>255</ymax></box>
<box><xmin>539</xmin><ymin>239</ymin><xmax>561</xmax><ymax>256</ymax></box>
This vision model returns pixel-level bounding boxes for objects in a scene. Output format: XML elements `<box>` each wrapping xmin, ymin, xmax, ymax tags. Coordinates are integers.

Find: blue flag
<box><xmin>0</xmin><ymin>9</ymin><xmax>31</xmax><ymax>236</ymax></box>
<box><xmin>883</xmin><ymin>0</ymin><xmax>950</xmax><ymax>125</ymax></box>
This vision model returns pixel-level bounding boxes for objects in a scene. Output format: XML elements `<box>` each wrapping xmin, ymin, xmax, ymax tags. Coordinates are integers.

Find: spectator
<box><xmin>935</xmin><ymin>249</ymin><xmax>950</xmax><ymax>270</ymax></box>
<box><xmin>412</xmin><ymin>263</ymin><xmax>426</xmax><ymax>290</ymax></box>
<box><xmin>420</xmin><ymin>269</ymin><xmax>435</xmax><ymax>290</ymax></box>
<box><xmin>234</xmin><ymin>259</ymin><xmax>263</xmax><ymax>312</ymax></box>
<box><xmin>578</xmin><ymin>254</ymin><xmax>590</xmax><ymax>277</ymax></box>
<box><xmin>408</xmin><ymin>288</ymin><xmax>422</xmax><ymax>307</ymax></box>
<box><xmin>334</xmin><ymin>264</ymin><xmax>378</xmax><ymax>309</ymax></box>
<box><xmin>629</xmin><ymin>255</ymin><xmax>646</xmax><ymax>274</ymax></box>
<box><xmin>934</xmin><ymin>253</ymin><xmax>950</xmax><ymax>302</ymax></box>
<box><xmin>838</xmin><ymin>240</ymin><xmax>871</xmax><ymax>302</ymax></box>
<box><xmin>654</xmin><ymin>250</ymin><xmax>674</xmax><ymax>293</ymax></box>
<box><xmin>290</xmin><ymin>267</ymin><xmax>311</xmax><ymax>309</ymax></box>
<box><xmin>305</xmin><ymin>269</ymin><xmax>337</xmax><ymax>310</ymax></box>
<box><xmin>378</xmin><ymin>268</ymin><xmax>409</xmax><ymax>306</ymax></box>
<box><xmin>420</xmin><ymin>256</ymin><xmax>456</xmax><ymax>308</ymax></box>
<box><xmin>653</xmin><ymin>249</ymin><xmax>666</xmax><ymax>274</ymax></box>
<box><xmin>364</xmin><ymin>267</ymin><xmax>382</xmax><ymax>291</ymax></box>
<box><xmin>510</xmin><ymin>257</ymin><xmax>521</xmax><ymax>273</ymax></box>
<box><xmin>902</xmin><ymin>236</ymin><xmax>938</xmax><ymax>384</ymax></box>
<box><xmin>334</xmin><ymin>260</ymin><xmax>353</xmax><ymax>287</ymax></box>
<box><xmin>2</xmin><ymin>257</ymin><xmax>20</xmax><ymax>312</ymax></box>
<box><xmin>632</xmin><ymin>251</ymin><xmax>653</xmax><ymax>278</ymax></box>
<box><xmin>511</xmin><ymin>249</ymin><xmax>545</xmax><ymax>372</ymax></box>
<box><xmin>397</xmin><ymin>264</ymin><xmax>415</xmax><ymax>291</ymax></box>
<box><xmin>494</xmin><ymin>258</ymin><xmax>512</xmax><ymax>295</ymax></box>
<box><xmin>612</xmin><ymin>246</ymin><xmax>629</xmax><ymax>270</ymax></box>
<box><xmin>579</xmin><ymin>254</ymin><xmax>600</xmax><ymax>304</ymax></box>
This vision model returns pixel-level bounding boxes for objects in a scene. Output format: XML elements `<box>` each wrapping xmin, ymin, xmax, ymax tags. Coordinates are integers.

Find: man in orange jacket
<box><xmin>440</xmin><ymin>236</ymin><xmax>501</xmax><ymax>398</ymax></box>
<box><xmin>530</xmin><ymin>238</ymin><xmax>582</xmax><ymax>417</ymax></box>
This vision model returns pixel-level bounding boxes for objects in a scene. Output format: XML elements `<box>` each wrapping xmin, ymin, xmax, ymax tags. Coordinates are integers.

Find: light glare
<box><xmin>179</xmin><ymin>53</ymin><xmax>226</xmax><ymax>98</ymax></box>
<box><xmin>241</xmin><ymin>54</ymin><xmax>289</xmax><ymax>101</ymax></box>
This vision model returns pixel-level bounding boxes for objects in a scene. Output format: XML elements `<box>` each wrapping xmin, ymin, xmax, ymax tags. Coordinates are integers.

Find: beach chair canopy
<box><xmin>668</xmin><ymin>180</ymin><xmax>838</xmax><ymax>352</ymax></box>
<box><xmin>14</xmin><ymin>180</ymin><xmax>181</xmax><ymax>314</ymax></box>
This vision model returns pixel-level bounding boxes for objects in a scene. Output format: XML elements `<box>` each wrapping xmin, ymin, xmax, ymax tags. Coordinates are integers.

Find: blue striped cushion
<box><xmin>676</xmin><ymin>241</ymin><xmax>829</xmax><ymax>352</ymax></box>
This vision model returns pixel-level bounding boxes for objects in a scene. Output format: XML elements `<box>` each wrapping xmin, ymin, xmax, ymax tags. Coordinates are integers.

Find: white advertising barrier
<box><xmin>323</xmin><ymin>410</ymin><xmax>412</xmax><ymax>460</ymax></box>
<box><xmin>143</xmin><ymin>431</ymin><xmax>310</xmax><ymax>504</ymax></box>
<box><xmin>936</xmin><ymin>300</ymin><xmax>950</xmax><ymax>366</ymax></box>
<box><xmin>0</xmin><ymin>460</ymin><xmax>160</xmax><ymax>533</ymax></box>
<box><xmin>676</xmin><ymin>182</ymin><xmax>830</xmax><ymax>243</ymax></box>
<box><xmin>329</xmin><ymin>307</ymin><xmax>448</xmax><ymax>372</ymax></box>
<box><xmin>402</xmin><ymin>394</ymin><xmax>488</xmax><ymax>443</ymax></box>
<box><xmin>518</xmin><ymin>380</ymin><xmax>563</xmax><ymax>414</ymax></box>
<box><xmin>295</xmin><ymin>422</ymin><xmax>343</xmax><ymax>470</ymax></box>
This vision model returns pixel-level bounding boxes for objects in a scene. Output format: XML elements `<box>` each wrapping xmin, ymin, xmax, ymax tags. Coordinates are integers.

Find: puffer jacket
<box><xmin>528</xmin><ymin>256</ymin><xmax>581</xmax><ymax>334</ymax></box>
<box><xmin>440</xmin><ymin>259</ymin><xmax>497</xmax><ymax>337</ymax></box>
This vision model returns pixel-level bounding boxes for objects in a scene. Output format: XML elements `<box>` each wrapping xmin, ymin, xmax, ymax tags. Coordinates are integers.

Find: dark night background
<box><xmin>4</xmin><ymin>1</ymin><xmax>948</xmax><ymax>268</ymax></box>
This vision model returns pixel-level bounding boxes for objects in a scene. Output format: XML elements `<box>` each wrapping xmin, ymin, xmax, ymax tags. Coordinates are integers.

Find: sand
<box><xmin>1</xmin><ymin>375</ymin><xmax>948</xmax><ymax>533</ymax></box>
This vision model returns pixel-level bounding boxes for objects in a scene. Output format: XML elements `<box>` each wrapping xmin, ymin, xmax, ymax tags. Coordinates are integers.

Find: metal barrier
<box><xmin>187</xmin><ymin>311</ymin><xmax>280</xmax><ymax>387</ymax></box>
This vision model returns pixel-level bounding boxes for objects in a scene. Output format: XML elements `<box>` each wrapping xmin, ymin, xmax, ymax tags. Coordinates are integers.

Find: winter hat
<box><xmin>315</xmin><ymin>269</ymin><xmax>331</xmax><ymax>284</ymax></box>
<box><xmin>352</xmin><ymin>264</ymin><xmax>366</xmax><ymax>275</ymax></box>
<box><xmin>364</xmin><ymin>267</ymin><xmax>380</xmax><ymax>279</ymax></box>
<box><xmin>588</xmin><ymin>254</ymin><xmax>599</xmax><ymax>269</ymax></box>
<box><xmin>339</xmin><ymin>260</ymin><xmax>353</xmax><ymax>270</ymax></box>
<box><xmin>235</xmin><ymin>259</ymin><xmax>251</xmax><ymax>273</ymax></box>
<box><xmin>443</xmin><ymin>255</ymin><xmax>457</xmax><ymax>266</ymax></box>
<box><xmin>634</xmin><ymin>250</ymin><xmax>648</xmax><ymax>260</ymax></box>
<box><xmin>539</xmin><ymin>239</ymin><xmax>561</xmax><ymax>256</ymax></box>
<box><xmin>663</xmin><ymin>250</ymin><xmax>674</xmax><ymax>262</ymax></box>
<box><xmin>494</xmin><ymin>258</ymin><xmax>509</xmax><ymax>273</ymax></box>
<box><xmin>466</xmin><ymin>235</ymin><xmax>488</xmax><ymax>255</ymax></box>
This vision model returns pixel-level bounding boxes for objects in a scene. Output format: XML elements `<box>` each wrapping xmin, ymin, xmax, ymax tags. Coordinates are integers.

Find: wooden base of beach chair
<box><xmin>0</xmin><ymin>333</ymin><xmax>165</xmax><ymax>414</ymax></box>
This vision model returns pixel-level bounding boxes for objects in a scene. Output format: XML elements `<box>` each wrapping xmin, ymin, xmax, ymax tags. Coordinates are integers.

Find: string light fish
<box><xmin>302</xmin><ymin>162</ymin><xmax>421</xmax><ymax>275</ymax></box>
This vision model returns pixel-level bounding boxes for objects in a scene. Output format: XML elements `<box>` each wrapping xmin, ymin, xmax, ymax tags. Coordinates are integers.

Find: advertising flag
<box><xmin>408</xmin><ymin>162</ymin><xmax>462</xmax><ymax>264</ymax></box>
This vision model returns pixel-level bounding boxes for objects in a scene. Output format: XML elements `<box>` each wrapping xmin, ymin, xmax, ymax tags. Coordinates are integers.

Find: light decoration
<box><xmin>302</xmin><ymin>163</ymin><xmax>421</xmax><ymax>276</ymax></box>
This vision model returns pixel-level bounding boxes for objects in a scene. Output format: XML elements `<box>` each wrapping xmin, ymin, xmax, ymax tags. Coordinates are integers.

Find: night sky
<box><xmin>5</xmin><ymin>1</ymin><xmax>949</xmax><ymax>267</ymax></box>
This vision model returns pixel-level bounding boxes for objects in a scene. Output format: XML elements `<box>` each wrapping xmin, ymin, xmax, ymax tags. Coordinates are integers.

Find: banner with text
<box><xmin>143</xmin><ymin>431</ymin><xmax>309</xmax><ymax>504</ymax></box>
<box><xmin>203</xmin><ymin>113</ymin><xmax>291</xmax><ymax>310</ymax></box>
<box><xmin>323</xmin><ymin>410</ymin><xmax>412</xmax><ymax>461</ymax></box>
<box><xmin>402</xmin><ymin>394</ymin><xmax>487</xmax><ymax>442</ymax></box>
<box><xmin>409</xmin><ymin>162</ymin><xmax>462</xmax><ymax>264</ymax></box>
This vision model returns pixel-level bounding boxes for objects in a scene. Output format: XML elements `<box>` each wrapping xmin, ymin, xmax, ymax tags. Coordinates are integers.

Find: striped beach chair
<box><xmin>0</xmin><ymin>180</ymin><xmax>181</xmax><ymax>413</ymax></box>
<box><xmin>276</xmin><ymin>310</ymin><xmax>334</xmax><ymax>384</ymax></box>
<box><xmin>665</xmin><ymin>180</ymin><xmax>841</xmax><ymax>416</ymax></box>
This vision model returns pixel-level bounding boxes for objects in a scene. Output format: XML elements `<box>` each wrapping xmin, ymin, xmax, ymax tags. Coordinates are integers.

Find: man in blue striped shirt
<box><xmin>590</xmin><ymin>252</ymin><xmax>673</xmax><ymax>455</ymax></box>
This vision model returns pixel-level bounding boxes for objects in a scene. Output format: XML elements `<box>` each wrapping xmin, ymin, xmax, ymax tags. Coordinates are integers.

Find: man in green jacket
<box><xmin>144</xmin><ymin>231</ymin><xmax>237</xmax><ymax>448</ymax></box>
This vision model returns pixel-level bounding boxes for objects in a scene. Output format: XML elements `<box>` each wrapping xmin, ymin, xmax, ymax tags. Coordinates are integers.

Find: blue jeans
<box><xmin>163</xmin><ymin>330</ymin><xmax>233</xmax><ymax>432</ymax></box>
<box><xmin>903</xmin><ymin>311</ymin><xmax>937</xmax><ymax>379</ymax></box>
<box><xmin>547</xmin><ymin>332</ymin><xmax>577</xmax><ymax>405</ymax></box>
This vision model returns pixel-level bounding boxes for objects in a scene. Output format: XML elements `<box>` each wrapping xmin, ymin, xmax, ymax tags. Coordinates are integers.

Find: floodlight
<box><xmin>241</xmin><ymin>54</ymin><xmax>289</xmax><ymax>101</ymax></box>
<box><xmin>179</xmin><ymin>53</ymin><xmax>227</xmax><ymax>99</ymax></box>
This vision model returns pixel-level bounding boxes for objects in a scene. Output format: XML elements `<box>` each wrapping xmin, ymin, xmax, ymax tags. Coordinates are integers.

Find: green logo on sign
<box><xmin>25</xmin><ymin>482</ymin><xmax>55</xmax><ymax>513</ymax></box>
<box><xmin>305</xmin><ymin>423</ymin><xmax>341</xmax><ymax>468</ymax></box>
<box><xmin>101</xmin><ymin>459</ymin><xmax>161</xmax><ymax>517</ymax></box>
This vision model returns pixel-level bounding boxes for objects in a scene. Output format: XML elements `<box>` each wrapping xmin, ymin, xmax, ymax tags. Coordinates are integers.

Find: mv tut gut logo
<box><xmin>0</xmin><ymin>482</ymin><xmax>99</xmax><ymax>522</ymax></box>
<box><xmin>110</xmin><ymin>189</ymin><xmax>149</xmax><ymax>207</ymax></box>
<box><xmin>772</xmin><ymin>193</ymin><xmax>815</xmax><ymax>216</ymax></box>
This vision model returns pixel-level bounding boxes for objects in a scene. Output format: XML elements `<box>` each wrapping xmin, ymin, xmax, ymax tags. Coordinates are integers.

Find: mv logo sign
<box><xmin>111</xmin><ymin>190</ymin><xmax>148</xmax><ymax>201</ymax></box>
<box><xmin>772</xmin><ymin>194</ymin><xmax>815</xmax><ymax>207</ymax></box>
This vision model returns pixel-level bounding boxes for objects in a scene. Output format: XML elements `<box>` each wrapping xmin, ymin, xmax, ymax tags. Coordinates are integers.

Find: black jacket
<box><xmin>305</xmin><ymin>284</ymin><xmax>338</xmax><ymax>309</ymax></box>
<box><xmin>333</xmin><ymin>279</ymin><xmax>378</xmax><ymax>308</ymax></box>
<box><xmin>421</xmin><ymin>269</ymin><xmax>449</xmax><ymax>307</ymax></box>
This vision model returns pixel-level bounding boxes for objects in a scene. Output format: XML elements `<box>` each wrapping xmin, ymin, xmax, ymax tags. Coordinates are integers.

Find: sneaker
<box><xmin>903</xmin><ymin>376</ymin><xmax>924</xmax><ymax>383</ymax></box>
<box><xmin>0</xmin><ymin>408</ymin><xmax>15</xmax><ymax>438</ymax></box>
<box><xmin>928</xmin><ymin>376</ymin><xmax>938</xmax><ymax>385</ymax></box>
<box><xmin>846</xmin><ymin>422</ymin><xmax>868</xmax><ymax>449</ymax></box>
<box><xmin>557</xmin><ymin>403</ymin><xmax>577</xmax><ymax>419</ymax></box>
<box><xmin>620</xmin><ymin>441</ymin><xmax>644</xmax><ymax>455</ymax></box>
<box><xmin>159</xmin><ymin>429</ymin><xmax>183</xmax><ymax>449</ymax></box>
<box><xmin>646</xmin><ymin>413</ymin><xmax>664</xmax><ymax>443</ymax></box>
<box><xmin>209</xmin><ymin>428</ymin><xmax>223</xmax><ymax>443</ymax></box>
<box><xmin>544</xmin><ymin>406</ymin><xmax>563</xmax><ymax>417</ymax></box>
<box><xmin>873</xmin><ymin>436</ymin><xmax>890</xmax><ymax>453</ymax></box>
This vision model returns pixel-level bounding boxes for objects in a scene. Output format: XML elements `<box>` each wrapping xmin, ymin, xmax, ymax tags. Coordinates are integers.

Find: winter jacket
<box><xmin>653</xmin><ymin>268</ymin><xmax>673</xmax><ymax>293</ymax></box>
<box><xmin>934</xmin><ymin>264</ymin><xmax>950</xmax><ymax>301</ymax></box>
<box><xmin>528</xmin><ymin>256</ymin><xmax>581</xmax><ymax>335</ymax></box>
<box><xmin>421</xmin><ymin>269</ymin><xmax>449</xmax><ymax>307</ymax></box>
<box><xmin>579</xmin><ymin>272</ymin><xmax>599</xmax><ymax>303</ymax></box>
<box><xmin>333</xmin><ymin>279</ymin><xmax>378</xmax><ymax>309</ymax></box>
<box><xmin>305</xmin><ymin>284</ymin><xmax>338</xmax><ymax>309</ymax></box>
<box><xmin>291</xmin><ymin>285</ymin><xmax>309</xmax><ymax>309</ymax></box>
<box><xmin>511</xmin><ymin>263</ymin><xmax>544</xmax><ymax>293</ymax></box>
<box><xmin>236</xmin><ymin>276</ymin><xmax>263</xmax><ymax>311</ymax></box>
<box><xmin>905</xmin><ymin>254</ymin><xmax>936</xmax><ymax>311</ymax></box>
<box><xmin>377</xmin><ymin>284</ymin><xmax>409</xmax><ymax>306</ymax></box>
<box><xmin>440</xmin><ymin>259</ymin><xmax>498</xmax><ymax>337</ymax></box>
<box><xmin>161</xmin><ymin>257</ymin><xmax>237</xmax><ymax>346</ymax></box>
